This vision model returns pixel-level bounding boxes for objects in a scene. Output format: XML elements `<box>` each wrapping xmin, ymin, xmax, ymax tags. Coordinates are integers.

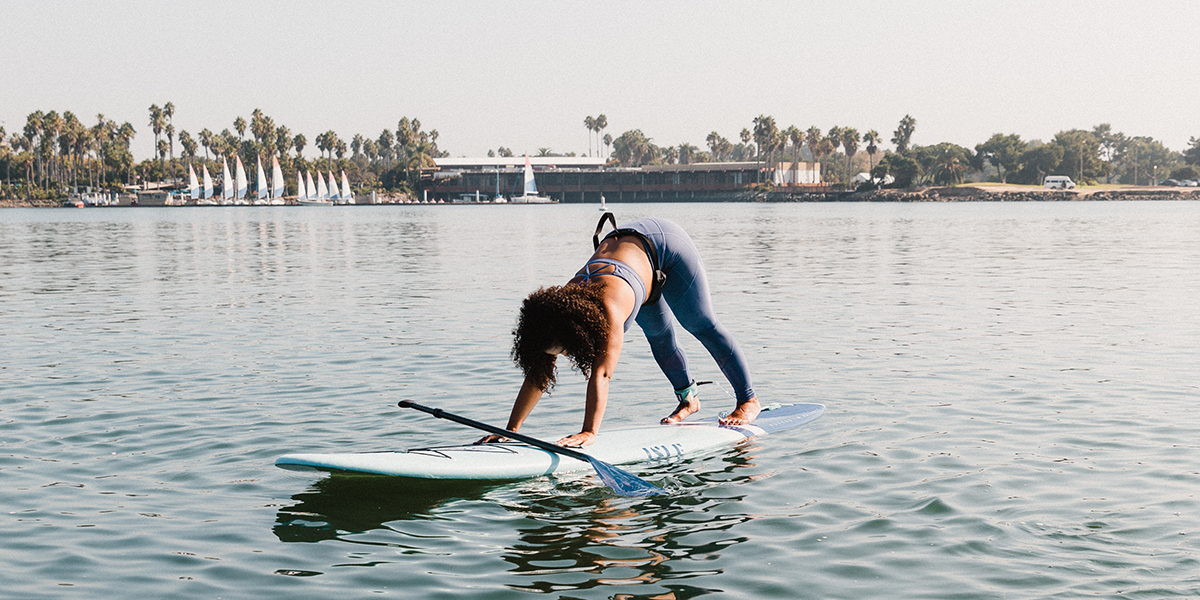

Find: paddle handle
<box><xmin>398</xmin><ymin>400</ymin><xmax>592</xmax><ymax>463</ymax></box>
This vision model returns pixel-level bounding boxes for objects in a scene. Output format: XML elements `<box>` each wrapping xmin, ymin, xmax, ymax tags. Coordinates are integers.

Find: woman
<box><xmin>481</xmin><ymin>216</ymin><xmax>759</xmax><ymax>448</ymax></box>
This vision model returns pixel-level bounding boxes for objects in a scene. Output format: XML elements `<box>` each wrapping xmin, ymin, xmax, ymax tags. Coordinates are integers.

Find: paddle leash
<box><xmin>397</xmin><ymin>400</ymin><xmax>665</xmax><ymax>497</ymax></box>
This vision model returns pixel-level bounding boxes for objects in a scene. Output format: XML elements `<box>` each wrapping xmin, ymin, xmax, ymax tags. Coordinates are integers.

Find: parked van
<box><xmin>1043</xmin><ymin>175</ymin><xmax>1076</xmax><ymax>189</ymax></box>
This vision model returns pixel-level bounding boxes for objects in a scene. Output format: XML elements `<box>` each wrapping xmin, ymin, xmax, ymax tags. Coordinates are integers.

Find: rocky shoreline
<box><xmin>4</xmin><ymin>187</ymin><xmax>1199</xmax><ymax>208</ymax></box>
<box><xmin>846</xmin><ymin>186</ymin><xmax>1200</xmax><ymax>202</ymax></box>
<box><xmin>755</xmin><ymin>185</ymin><xmax>1200</xmax><ymax>203</ymax></box>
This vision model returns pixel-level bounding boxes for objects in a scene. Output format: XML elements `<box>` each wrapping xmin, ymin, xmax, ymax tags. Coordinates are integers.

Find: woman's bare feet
<box><xmin>661</xmin><ymin>397</ymin><xmax>701</xmax><ymax>424</ymax></box>
<box><xmin>719</xmin><ymin>397</ymin><xmax>761</xmax><ymax>426</ymax></box>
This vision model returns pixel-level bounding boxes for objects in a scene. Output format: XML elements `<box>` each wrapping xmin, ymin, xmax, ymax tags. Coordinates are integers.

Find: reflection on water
<box><xmin>274</xmin><ymin>474</ymin><xmax>501</xmax><ymax>543</ymax></box>
<box><xmin>274</xmin><ymin>443</ymin><xmax>769</xmax><ymax>597</ymax></box>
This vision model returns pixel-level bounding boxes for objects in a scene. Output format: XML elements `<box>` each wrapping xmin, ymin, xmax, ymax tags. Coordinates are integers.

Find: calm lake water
<box><xmin>2</xmin><ymin>201</ymin><xmax>1199</xmax><ymax>599</ymax></box>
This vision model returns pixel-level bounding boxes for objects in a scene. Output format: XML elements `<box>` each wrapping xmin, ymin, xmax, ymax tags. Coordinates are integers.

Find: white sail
<box><xmin>307</xmin><ymin>171</ymin><xmax>317</xmax><ymax>200</ymax></box>
<box><xmin>222</xmin><ymin>157</ymin><xmax>234</xmax><ymax>200</ymax></box>
<box><xmin>272</xmin><ymin>157</ymin><xmax>285</xmax><ymax>199</ymax></box>
<box><xmin>327</xmin><ymin>171</ymin><xmax>339</xmax><ymax>200</ymax></box>
<box><xmin>188</xmin><ymin>164</ymin><xmax>200</xmax><ymax>200</ymax></box>
<box><xmin>340</xmin><ymin>171</ymin><xmax>353</xmax><ymax>204</ymax></box>
<box><xmin>523</xmin><ymin>156</ymin><xmax>537</xmax><ymax>196</ymax></box>
<box><xmin>256</xmin><ymin>156</ymin><xmax>268</xmax><ymax>200</ymax></box>
<box><xmin>297</xmin><ymin>170</ymin><xmax>307</xmax><ymax>199</ymax></box>
<box><xmin>316</xmin><ymin>171</ymin><xmax>328</xmax><ymax>199</ymax></box>
<box><xmin>235</xmin><ymin>156</ymin><xmax>248</xmax><ymax>199</ymax></box>
<box><xmin>203</xmin><ymin>165</ymin><xmax>214</xmax><ymax>199</ymax></box>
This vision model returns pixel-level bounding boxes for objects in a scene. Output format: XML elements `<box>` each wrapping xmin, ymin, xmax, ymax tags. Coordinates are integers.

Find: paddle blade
<box><xmin>586</xmin><ymin>457</ymin><xmax>665</xmax><ymax>497</ymax></box>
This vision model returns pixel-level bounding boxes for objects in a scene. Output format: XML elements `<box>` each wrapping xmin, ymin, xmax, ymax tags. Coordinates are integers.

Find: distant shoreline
<box><xmin>3</xmin><ymin>186</ymin><xmax>1199</xmax><ymax>208</ymax></box>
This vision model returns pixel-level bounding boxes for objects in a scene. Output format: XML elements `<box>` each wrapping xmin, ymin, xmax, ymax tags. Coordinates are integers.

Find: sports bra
<box><xmin>573</xmin><ymin>258</ymin><xmax>646</xmax><ymax>332</ymax></box>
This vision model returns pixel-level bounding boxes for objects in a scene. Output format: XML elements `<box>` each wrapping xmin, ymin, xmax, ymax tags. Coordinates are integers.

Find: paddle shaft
<box><xmin>398</xmin><ymin>400</ymin><xmax>593</xmax><ymax>463</ymax></box>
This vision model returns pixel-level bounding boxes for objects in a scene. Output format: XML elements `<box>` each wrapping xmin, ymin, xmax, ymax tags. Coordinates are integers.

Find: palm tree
<box><xmin>706</xmin><ymin>131</ymin><xmax>722</xmax><ymax>161</ymax></box>
<box><xmin>43</xmin><ymin>110</ymin><xmax>62</xmax><ymax>187</ymax></box>
<box><xmin>198</xmin><ymin>128</ymin><xmax>213</xmax><ymax>160</ymax></box>
<box><xmin>603</xmin><ymin>133</ymin><xmax>612</xmax><ymax>161</ymax></box>
<box><xmin>752</xmin><ymin>115</ymin><xmax>779</xmax><ymax>178</ymax></box>
<box><xmin>584</xmin><ymin>116</ymin><xmax>595</xmax><ymax>156</ymax></box>
<box><xmin>786</xmin><ymin>126</ymin><xmax>804</xmax><ymax>184</ymax></box>
<box><xmin>293</xmin><ymin>133</ymin><xmax>307</xmax><ymax>158</ymax></box>
<box><xmin>275</xmin><ymin>126</ymin><xmax>292</xmax><ymax>158</ymax></box>
<box><xmin>234</xmin><ymin>116</ymin><xmax>247</xmax><ymax>141</ymax></box>
<box><xmin>678</xmin><ymin>143</ymin><xmax>698</xmax><ymax>165</ymax></box>
<box><xmin>377</xmin><ymin>129</ymin><xmax>393</xmax><ymax>169</ymax></box>
<box><xmin>596</xmin><ymin>114</ymin><xmax>608</xmax><ymax>158</ymax></box>
<box><xmin>892</xmin><ymin>114</ymin><xmax>917</xmax><ymax>153</ymax></box>
<box><xmin>180</xmin><ymin>130</ymin><xmax>197</xmax><ymax>163</ymax></box>
<box><xmin>841</xmin><ymin>128</ymin><xmax>860</xmax><ymax>182</ymax></box>
<box><xmin>164</xmin><ymin>102</ymin><xmax>176</xmax><ymax>180</ymax></box>
<box><xmin>825</xmin><ymin>126</ymin><xmax>843</xmax><ymax>183</ymax></box>
<box><xmin>148</xmin><ymin>104</ymin><xmax>164</xmax><ymax>177</ymax></box>
<box><xmin>863</xmin><ymin>130</ymin><xmax>881</xmax><ymax>172</ymax></box>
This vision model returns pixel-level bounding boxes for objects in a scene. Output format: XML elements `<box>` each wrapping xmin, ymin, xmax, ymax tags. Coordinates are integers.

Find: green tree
<box><xmin>1052</xmin><ymin>129</ymin><xmax>1103</xmax><ymax>183</ymax></box>
<box><xmin>973</xmin><ymin>133</ymin><xmax>1025</xmax><ymax>183</ymax></box>
<box><xmin>1092</xmin><ymin>123</ymin><xmax>1123</xmax><ymax>183</ymax></box>
<box><xmin>1013</xmin><ymin>143</ymin><xmax>1064</xmax><ymax>184</ymax></box>
<box><xmin>1183</xmin><ymin>136</ymin><xmax>1200</xmax><ymax>166</ymax></box>
<box><xmin>871</xmin><ymin>152</ymin><xmax>920</xmax><ymax>188</ymax></box>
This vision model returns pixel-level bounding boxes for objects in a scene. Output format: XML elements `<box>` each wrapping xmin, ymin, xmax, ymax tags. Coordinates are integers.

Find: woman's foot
<box><xmin>719</xmin><ymin>397</ymin><xmax>761</xmax><ymax>426</ymax></box>
<box><xmin>661</xmin><ymin>397</ymin><xmax>701</xmax><ymax>424</ymax></box>
<box><xmin>661</xmin><ymin>382</ymin><xmax>701</xmax><ymax>424</ymax></box>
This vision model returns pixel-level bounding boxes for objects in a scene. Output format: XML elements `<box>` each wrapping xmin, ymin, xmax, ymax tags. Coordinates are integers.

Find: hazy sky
<box><xmin>4</xmin><ymin>0</ymin><xmax>1197</xmax><ymax>161</ymax></box>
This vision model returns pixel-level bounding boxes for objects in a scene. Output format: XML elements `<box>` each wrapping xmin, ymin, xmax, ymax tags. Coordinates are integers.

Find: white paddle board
<box><xmin>276</xmin><ymin>403</ymin><xmax>824</xmax><ymax>480</ymax></box>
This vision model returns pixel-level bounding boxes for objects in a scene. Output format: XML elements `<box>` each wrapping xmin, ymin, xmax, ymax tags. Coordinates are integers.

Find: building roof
<box><xmin>433</xmin><ymin>156</ymin><xmax>607</xmax><ymax>169</ymax></box>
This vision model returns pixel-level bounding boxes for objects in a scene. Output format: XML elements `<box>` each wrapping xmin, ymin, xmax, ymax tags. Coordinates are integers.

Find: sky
<box><xmin>3</xmin><ymin>0</ymin><xmax>1198</xmax><ymax>162</ymax></box>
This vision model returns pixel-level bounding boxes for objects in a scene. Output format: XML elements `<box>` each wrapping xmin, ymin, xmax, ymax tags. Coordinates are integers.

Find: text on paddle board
<box><xmin>641</xmin><ymin>443</ymin><xmax>684</xmax><ymax>461</ymax></box>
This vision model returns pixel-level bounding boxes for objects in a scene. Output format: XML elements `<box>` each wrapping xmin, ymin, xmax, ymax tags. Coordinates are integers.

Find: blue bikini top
<box><xmin>573</xmin><ymin>258</ymin><xmax>646</xmax><ymax>332</ymax></box>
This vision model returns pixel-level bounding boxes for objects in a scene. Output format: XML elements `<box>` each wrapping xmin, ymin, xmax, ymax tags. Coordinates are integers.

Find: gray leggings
<box><xmin>622</xmin><ymin>218</ymin><xmax>755</xmax><ymax>403</ymax></box>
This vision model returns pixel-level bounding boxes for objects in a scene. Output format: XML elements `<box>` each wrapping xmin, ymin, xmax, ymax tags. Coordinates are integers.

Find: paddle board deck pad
<box><xmin>276</xmin><ymin>403</ymin><xmax>824</xmax><ymax>480</ymax></box>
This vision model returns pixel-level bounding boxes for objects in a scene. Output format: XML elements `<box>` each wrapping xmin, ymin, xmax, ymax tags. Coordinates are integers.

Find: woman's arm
<box><xmin>557</xmin><ymin>303</ymin><xmax>625</xmax><ymax>447</ymax></box>
<box><xmin>475</xmin><ymin>369</ymin><xmax>547</xmax><ymax>444</ymax></box>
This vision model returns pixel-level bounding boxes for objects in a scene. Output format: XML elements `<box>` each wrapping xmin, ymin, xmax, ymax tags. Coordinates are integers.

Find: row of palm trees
<box><xmin>597</xmin><ymin>114</ymin><xmax>909</xmax><ymax>184</ymax></box>
<box><xmin>0</xmin><ymin>104</ymin><xmax>450</xmax><ymax>198</ymax></box>
<box><xmin>1</xmin><ymin>111</ymin><xmax>138</xmax><ymax>197</ymax></box>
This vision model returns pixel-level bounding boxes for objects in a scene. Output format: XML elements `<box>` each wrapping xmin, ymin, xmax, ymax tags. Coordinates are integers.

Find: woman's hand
<box><xmin>474</xmin><ymin>434</ymin><xmax>510</xmax><ymax>444</ymax></box>
<box><xmin>556</xmin><ymin>431</ymin><xmax>597</xmax><ymax>448</ymax></box>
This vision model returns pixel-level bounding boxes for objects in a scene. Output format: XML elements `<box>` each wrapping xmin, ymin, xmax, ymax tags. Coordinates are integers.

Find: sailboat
<box><xmin>234</xmin><ymin>156</ymin><xmax>249</xmax><ymax>205</ymax></box>
<box><xmin>340</xmin><ymin>171</ymin><xmax>354</xmax><ymax>204</ymax></box>
<box><xmin>510</xmin><ymin>156</ymin><xmax>556</xmax><ymax>203</ymax></box>
<box><xmin>222</xmin><ymin>157</ymin><xmax>234</xmax><ymax>204</ymax></box>
<box><xmin>188</xmin><ymin>164</ymin><xmax>200</xmax><ymax>203</ymax></box>
<box><xmin>297</xmin><ymin>170</ymin><xmax>332</xmax><ymax>205</ymax></box>
<box><xmin>254</xmin><ymin>156</ymin><xmax>269</xmax><ymax>205</ymax></box>
<box><xmin>200</xmin><ymin>165</ymin><xmax>216</xmax><ymax>205</ymax></box>
<box><xmin>327</xmin><ymin>171</ymin><xmax>342</xmax><ymax>204</ymax></box>
<box><xmin>271</xmin><ymin>157</ymin><xmax>286</xmax><ymax>204</ymax></box>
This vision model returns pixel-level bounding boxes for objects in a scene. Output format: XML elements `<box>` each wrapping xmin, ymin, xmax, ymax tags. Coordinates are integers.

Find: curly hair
<box><xmin>512</xmin><ymin>282</ymin><xmax>610</xmax><ymax>392</ymax></box>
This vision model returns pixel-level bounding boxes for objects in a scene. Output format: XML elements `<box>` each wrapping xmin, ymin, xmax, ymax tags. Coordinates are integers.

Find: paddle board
<box><xmin>276</xmin><ymin>402</ymin><xmax>824</xmax><ymax>480</ymax></box>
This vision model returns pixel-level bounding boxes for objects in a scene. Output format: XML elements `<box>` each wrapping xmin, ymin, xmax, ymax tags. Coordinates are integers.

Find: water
<box><xmin>2</xmin><ymin>202</ymin><xmax>1199</xmax><ymax>599</ymax></box>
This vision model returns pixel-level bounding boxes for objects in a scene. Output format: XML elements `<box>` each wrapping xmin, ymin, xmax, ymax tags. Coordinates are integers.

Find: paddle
<box><xmin>397</xmin><ymin>400</ymin><xmax>665</xmax><ymax>497</ymax></box>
